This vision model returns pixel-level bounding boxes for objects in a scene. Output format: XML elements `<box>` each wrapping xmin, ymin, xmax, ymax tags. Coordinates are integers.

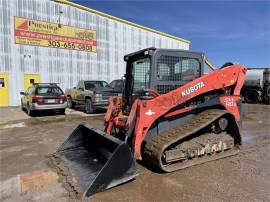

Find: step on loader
<box><xmin>51</xmin><ymin>48</ymin><xmax>246</xmax><ymax>197</ymax></box>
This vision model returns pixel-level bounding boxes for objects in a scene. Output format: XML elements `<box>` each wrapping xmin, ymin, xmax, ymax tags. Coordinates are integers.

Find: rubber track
<box><xmin>143</xmin><ymin>109</ymin><xmax>239</xmax><ymax>172</ymax></box>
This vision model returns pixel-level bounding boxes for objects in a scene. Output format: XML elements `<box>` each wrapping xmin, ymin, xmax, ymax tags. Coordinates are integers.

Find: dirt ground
<box><xmin>0</xmin><ymin>104</ymin><xmax>269</xmax><ymax>201</ymax></box>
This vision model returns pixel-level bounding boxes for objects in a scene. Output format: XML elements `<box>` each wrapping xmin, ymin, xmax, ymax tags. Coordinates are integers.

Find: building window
<box><xmin>30</xmin><ymin>79</ymin><xmax>35</xmax><ymax>84</ymax></box>
<box><xmin>0</xmin><ymin>78</ymin><xmax>4</xmax><ymax>87</ymax></box>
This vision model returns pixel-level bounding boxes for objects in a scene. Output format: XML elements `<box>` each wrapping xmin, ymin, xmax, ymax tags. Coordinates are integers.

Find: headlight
<box><xmin>95</xmin><ymin>94</ymin><xmax>102</xmax><ymax>98</ymax></box>
<box><xmin>117</xmin><ymin>93</ymin><xmax>122</xmax><ymax>97</ymax></box>
<box><xmin>95</xmin><ymin>94</ymin><xmax>102</xmax><ymax>102</ymax></box>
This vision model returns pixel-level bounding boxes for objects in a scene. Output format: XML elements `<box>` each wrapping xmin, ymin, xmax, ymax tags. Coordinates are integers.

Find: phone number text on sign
<box><xmin>14</xmin><ymin>16</ymin><xmax>97</xmax><ymax>52</ymax></box>
<box><xmin>48</xmin><ymin>40</ymin><xmax>93</xmax><ymax>51</ymax></box>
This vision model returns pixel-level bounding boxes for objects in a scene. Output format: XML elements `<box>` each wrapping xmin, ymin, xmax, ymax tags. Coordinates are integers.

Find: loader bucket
<box><xmin>53</xmin><ymin>124</ymin><xmax>138</xmax><ymax>197</ymax></box>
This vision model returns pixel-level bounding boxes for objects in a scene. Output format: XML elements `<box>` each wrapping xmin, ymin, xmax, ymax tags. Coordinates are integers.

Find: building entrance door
<box><xmin>24</xmin><ymin>74</ymin><xmax>41</xmax><ymax>91</ymax></box>
<box><xmin>0</xmin><ymin>73</ymin><xmax>9</xmax><ymax>107</ymax></box>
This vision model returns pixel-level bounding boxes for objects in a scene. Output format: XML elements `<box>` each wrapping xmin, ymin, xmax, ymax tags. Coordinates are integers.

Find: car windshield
<box><xmin>85</xmin><ymin>81</ymin><xmax>110</xmax><ymax>90</ymax></box>
<box><xmin>36</xmin><ymin>86</ymin><xmax>64</xmax><ymax>95</ymax></box>
<box><xmin>110</xmin><ymin>80</ymin><xmax>123</xmax><ymax>89</ymax></box>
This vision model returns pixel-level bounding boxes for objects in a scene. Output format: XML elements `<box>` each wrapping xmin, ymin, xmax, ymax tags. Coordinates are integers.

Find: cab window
<box><xmin>157</xmin><ymin>55</ymin><xmax>200</xmax><ymax>81</ymax></box>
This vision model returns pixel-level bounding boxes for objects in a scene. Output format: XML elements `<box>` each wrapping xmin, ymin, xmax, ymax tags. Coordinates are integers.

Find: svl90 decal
<box><xmin>224</xmin><ymin>97</ymin><xmax>236</xmax><ymax>107</ymax></box>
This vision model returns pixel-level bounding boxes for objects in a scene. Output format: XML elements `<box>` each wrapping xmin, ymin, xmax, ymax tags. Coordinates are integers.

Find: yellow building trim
<box><xmin>55</xmin><ymin>0</ymin><xmax>191</xmax><ymax>44</ymax></box>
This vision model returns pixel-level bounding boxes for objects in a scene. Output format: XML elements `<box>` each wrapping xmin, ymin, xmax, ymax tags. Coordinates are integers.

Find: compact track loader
<box><xmin>51</xmin><ymin>48</ymin><xmax>246</xmax><ymax>197</ymax></box>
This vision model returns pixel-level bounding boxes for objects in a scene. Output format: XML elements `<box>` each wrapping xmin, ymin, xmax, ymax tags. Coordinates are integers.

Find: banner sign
<box><xmin>14</xmin><ymin>16</ymin><xmax>97</xmax><ymax>52</ymax></box>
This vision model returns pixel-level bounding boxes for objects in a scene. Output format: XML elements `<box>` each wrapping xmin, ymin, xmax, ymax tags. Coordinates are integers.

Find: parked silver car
<box><xmin>20</xmin><ymin>83</ymin><xmax>67</xmax><ymax>116</ymax></box>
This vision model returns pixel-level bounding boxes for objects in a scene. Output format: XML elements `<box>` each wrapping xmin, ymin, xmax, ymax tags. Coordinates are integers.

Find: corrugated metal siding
<box><xmin>0</xmin><ymin>0</ymin><xmax>189</xmax><ymax>106</ymax></box>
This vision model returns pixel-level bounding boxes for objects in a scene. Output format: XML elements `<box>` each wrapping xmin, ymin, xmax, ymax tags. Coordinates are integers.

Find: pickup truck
<box><xmin>65</xmin><ymin>80</ymin><xmax>119</xmax><ymax>113</ymax></box>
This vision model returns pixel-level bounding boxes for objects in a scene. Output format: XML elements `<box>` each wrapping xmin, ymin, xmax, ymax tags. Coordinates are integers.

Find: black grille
<box><xmin>101</xmin><ymin>93</ymin><xmax>118</xmax><ymax>100</ymax></box>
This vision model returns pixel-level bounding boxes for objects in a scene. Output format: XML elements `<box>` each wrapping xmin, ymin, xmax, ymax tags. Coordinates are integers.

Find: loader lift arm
<box><xmin>204</xmin><ymin>56</ymin><xmax>217</xmax><ymax>70</ymax></box>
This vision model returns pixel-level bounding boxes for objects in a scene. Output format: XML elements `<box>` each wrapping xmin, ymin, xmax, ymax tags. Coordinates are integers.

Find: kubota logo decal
<box><xmin>181</xmin><ymin>82</ymin><xmax>205</xmax><ymax>97</ymax></box>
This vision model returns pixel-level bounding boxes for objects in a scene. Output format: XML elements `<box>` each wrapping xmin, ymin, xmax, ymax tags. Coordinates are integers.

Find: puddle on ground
<box><xmin>241</xmin><ymin>131</ymin><xmax>258</xmax><ymax>144</ymax></box>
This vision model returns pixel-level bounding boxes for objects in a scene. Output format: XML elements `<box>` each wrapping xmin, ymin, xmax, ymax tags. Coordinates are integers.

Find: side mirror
<box><xmin>20</xmin><ymin>92</ymin><xmax>25</xmax><ymax>95</ymax></box>
<box><xmin>78</xmin><ymin>87</ymin><xmax>84</xmax><ymax>91</ymax></box>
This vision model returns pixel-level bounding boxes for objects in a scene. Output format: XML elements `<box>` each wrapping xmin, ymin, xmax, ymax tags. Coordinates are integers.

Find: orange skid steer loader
<box><xmin>51</xmin><ymin>48</ymin><xmax>246</xmax><ymax>197</ymax></box>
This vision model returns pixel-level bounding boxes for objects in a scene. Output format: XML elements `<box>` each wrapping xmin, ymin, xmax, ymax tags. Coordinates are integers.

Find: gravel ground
<box><xmin>0</xmin><ymin>104</ymin><xmax>269</xmax><ymax>201</ymax></box>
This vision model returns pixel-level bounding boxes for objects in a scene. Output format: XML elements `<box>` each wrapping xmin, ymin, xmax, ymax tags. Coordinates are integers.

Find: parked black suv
<box><xmin>109</xmin><ymin>79</ymin><xmax>124</xmax><ymax>93</ymax></box>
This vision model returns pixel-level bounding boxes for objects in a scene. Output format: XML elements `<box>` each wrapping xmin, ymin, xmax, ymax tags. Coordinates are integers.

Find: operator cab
<box><xmin>123</xmin><ymin>47</ymin><xmax>204</xmax><ymax>108</ymax></box>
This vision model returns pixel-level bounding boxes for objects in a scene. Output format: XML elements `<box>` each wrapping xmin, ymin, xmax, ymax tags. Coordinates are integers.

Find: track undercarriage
<box><xmin>143</xmin><ymin>109</ymin><xmax>240</xmax><ymax>172</ymax></box>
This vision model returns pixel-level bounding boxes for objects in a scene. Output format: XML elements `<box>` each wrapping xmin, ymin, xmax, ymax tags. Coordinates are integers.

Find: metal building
<box><xmin>0</xmin><ymin>0</ymin><xmax>190</xmax><ymax>106</ymax></box>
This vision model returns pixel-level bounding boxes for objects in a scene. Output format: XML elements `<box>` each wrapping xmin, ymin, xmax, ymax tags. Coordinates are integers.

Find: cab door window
<box><xmin>132</xmin><ymin>57</ymin><xmax>151</xmax><ymax>91</ymax></box>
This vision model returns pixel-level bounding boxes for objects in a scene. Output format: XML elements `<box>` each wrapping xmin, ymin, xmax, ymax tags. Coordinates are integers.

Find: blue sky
<box><xmin>72</xmin><ymin>0</ymin><xmax>269</xmax><ymax>68</ymax></box>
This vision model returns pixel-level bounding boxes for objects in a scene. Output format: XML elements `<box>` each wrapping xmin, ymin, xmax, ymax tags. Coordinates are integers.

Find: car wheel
<box><xmin>59</xmin><ymin>109</ymin><xmax>66</xmax><ymax>115</ymax></box>
<box><xmin>245</xmin><ymin>90</ymin><xmax>259</xmax><ymax>104</ymax></box>
<box><xmin>85</xmin><ymin>98</ymin><xmax>94</xmax><ymax>114</ymax></box>
<box><xmin>264</xmin><ymin>96</ymin><xmax>270</xmax><ymax>105</ymax></box>
<box><xmin>27</xmin><ymin>104</ymin><xmax>33</xmax><ymax>116</ymax></box>
<box><xmin>67</xmin><ymin>96</ymin><xmax>74</xmax><ymax>108</ymax></box>
<box><xmin>21</xmin><ymin>100</ymin><xmax>24</xmax><ymax>111</ymax></box>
